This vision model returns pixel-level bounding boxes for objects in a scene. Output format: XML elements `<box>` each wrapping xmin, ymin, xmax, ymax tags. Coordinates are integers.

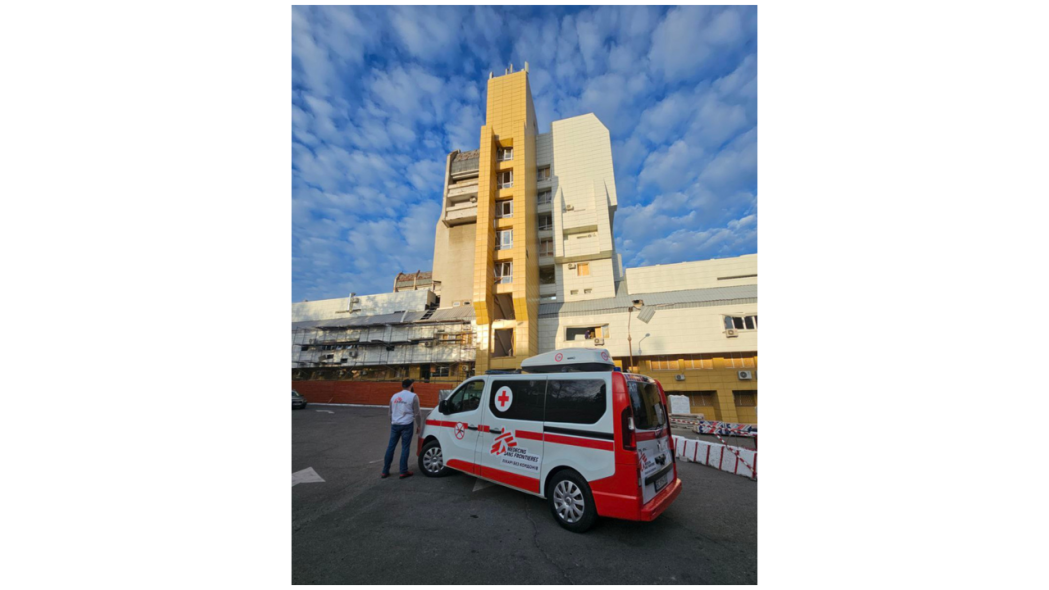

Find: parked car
<box><xmin>416</xmin><ymin>348</ymin><xmax>681</xmax><ymax>533</ymax></box>
<box><xmin>292</xmin><ymin>390</ymin><xmax>307</xmax><ymax>410</ymax></box>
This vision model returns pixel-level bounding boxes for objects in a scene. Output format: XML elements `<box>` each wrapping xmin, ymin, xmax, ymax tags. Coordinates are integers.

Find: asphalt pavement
<box><xmin>293</xmin><ymin>404</ymin><xmax>757</xmax><ymax>585</ymax></box>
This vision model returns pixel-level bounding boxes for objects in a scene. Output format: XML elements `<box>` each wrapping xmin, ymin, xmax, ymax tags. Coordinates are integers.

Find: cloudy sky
<box><xmin>292</xmin><ymin>5</ymin><xmax>756</xmax><ymax>302</ymax></box>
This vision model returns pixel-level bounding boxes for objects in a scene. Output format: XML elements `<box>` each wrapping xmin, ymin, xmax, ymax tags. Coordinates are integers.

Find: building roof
<box><xmin>292</xmin><ymin>306</ymin><xmax>475</xmax><ymax>330</ymax></box>
<box><xmin>538</xmin><ymin>280</ymin><xmax>757</xmax><ymax>318</ymax></box>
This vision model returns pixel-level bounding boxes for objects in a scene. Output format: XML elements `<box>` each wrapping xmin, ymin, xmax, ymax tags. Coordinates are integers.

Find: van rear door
<box><xmin>626</xmin><ymin>376</ymin><xmax>674</xmax><ymax>504</ymax></box>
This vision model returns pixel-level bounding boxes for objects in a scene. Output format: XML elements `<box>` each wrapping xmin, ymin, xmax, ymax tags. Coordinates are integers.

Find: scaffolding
<box><xmin>292</xmin><ymin>316</ymin><xmax>476</xmax><ymax>382</ymax></box>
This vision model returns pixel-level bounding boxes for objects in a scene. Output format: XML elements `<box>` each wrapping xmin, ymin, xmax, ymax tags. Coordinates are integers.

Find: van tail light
<box><xmin>621</xmin><ymin>408</ymin><xmax>636</xmax><ymax>451</ymax></box>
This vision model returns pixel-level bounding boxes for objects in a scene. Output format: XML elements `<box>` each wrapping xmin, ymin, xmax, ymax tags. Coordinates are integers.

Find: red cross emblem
<box><xmin>554</xmin><ymin>353</ymin><xmax>563</xmax><ymax>362</ymax></box>
<box><xmin>494</xmin><ymin>386</ymin><xmax>513</xmax><ymax>411</ymax></box>
<box><xmin>454</xmin><ymin>422</ymin><xmax>465</xmax><ymax>440</ymax></box>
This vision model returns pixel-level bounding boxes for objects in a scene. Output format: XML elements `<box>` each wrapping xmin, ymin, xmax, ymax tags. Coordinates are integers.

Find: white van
<box><xmin>416</xmin><ymin>348</ymin><xmax>682</xmax><ymax>532</ymax></box>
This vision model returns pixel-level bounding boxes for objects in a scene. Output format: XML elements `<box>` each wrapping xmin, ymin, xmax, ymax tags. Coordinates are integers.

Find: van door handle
<box><xmin>466</xmin><ymin>425</ymin><xmax>478</xmax><ymax>431</ymax></box>
<box><xmin>490</xmin><ymin>428</ymin><xmax>503</xmax><ymax>434</ymax></box>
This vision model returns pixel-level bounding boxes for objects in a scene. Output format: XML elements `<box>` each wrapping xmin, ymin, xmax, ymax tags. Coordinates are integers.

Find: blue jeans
<box><xmin>382</xmin><ymin>423</ymin><xmax>414</xmax><ymax>475</ymax></box>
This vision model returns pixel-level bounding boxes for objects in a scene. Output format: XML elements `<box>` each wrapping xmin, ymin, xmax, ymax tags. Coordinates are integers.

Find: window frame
<box><xmin>498</xmin><ymin>147</ymin><xmax>513</xmax><ymax>161</ymax></box>
<box><xmin>577</xmin><ymin>262</ymin><xmax>590</xmax><ymax>276</ymax></box>
<box><xmin>498</xmin><ymin>170</ymin><xmax>513</xmax><ymax>188</ymax></box>
<box><xmin>537</xmin><ymin>166</ymin><xmax>551</xmax><ymax>182</ymax></box>
<box><xmin>538</xmin><ymin>189</ymin><xmax>552</xmax><ymax>205</ymax></box>
<box><xmin>496</xmin><ymin>199</ymin><xmax>513</xmax><ymax>218</ymax></box>
<box><xmin>495</xmin><ymin>261</ymin><xmax>513</xmax><ymax>283</ymax></box>
<box><xmin>538</xmin><ymin>213</ymin><xmax>552</xmax><ymax>231</ymax></box>
<box><xmin>539</xmin><ymin>238</ymin><xmax>554</xmax><ymax>257</ymax></box>
<box><xmin>497</xmin><ymin>228</ymin><xmax>513</xmax><ymax>250</ymax></box>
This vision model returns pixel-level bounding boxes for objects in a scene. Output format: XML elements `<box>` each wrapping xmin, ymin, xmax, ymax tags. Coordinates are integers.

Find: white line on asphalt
<box><xmin>472</xmin><ymin>479</ymin><xmax>493</xmax><ymax>492</ymax></box>
<box><xmin>368</xmin><ymin>459</ymin><xmax>381</xmax><ymax>464</ymax></box>
<box><xmin>315</xmin><ymin>410</ymin><xmax>334</xmax><ymax>414</ymax></box>
<box><xmin>292</xmin><ymin>467</ymin><xmax>325</xmax><ymax>487</ymax></box>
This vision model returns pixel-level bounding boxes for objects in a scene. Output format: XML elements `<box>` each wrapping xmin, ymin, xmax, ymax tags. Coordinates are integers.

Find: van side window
<box><xmin>545</xmin><ymin>380</ymin><xmax>606</xmax><ymax>424</ymax></box>
<box><xmin>489</xmin><ymin>380</ymin><xmax>546</xmax><ymax>421</ymax></box>
<box><xmin>445</xmin><ymin>380</ymin><xmax>485</xmax><ymax>414</ymax></box>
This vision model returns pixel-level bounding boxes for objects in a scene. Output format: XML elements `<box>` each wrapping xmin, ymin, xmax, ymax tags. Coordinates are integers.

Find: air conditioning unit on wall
<box><xmin>568</xmin><ymin>263</ymin><xmax>577</xmax><ymax>269</ymax></box>
<box><xmin>674</xmin><ymin>374</ymin><xmax>685</xmax><ymax>381</ymax></box>
<box><xmin>738</xmin><ymin>370</ymin><xmax>754</xmax><ymax>380</ymax></box>
<box><xmin>593</xmin><ymin>338</ymin><xmax>604</xmax><ymax>345</ymax></box>
<box><xmin>725</xmin><ymin>329</ymin><xmax>738</xmax><ymax>337</ymax></box>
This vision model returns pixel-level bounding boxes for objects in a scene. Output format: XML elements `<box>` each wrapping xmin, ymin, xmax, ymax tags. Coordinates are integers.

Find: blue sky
<box><xmin>292</xmin><ymin>5</ymin><xmax>757</xmax><ymax>302</ymax></box>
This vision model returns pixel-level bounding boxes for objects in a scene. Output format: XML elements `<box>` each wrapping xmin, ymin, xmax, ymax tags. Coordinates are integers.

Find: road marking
<box><xmin>472</xmin><ymin>479</ymin><xmax>493</xmax><ymax>492</ymax></box>
<box><xmin>292</xmin><ymin>467</ymin><xmax>325</xmax><ymax>487</ymax></box>
<box><xmin>368</xmin><ymin>459</ymin><xmax>382</xmax><ymax>464</ymax></box>
<box><xmin>315</xmin><ymin>410</ymin><xmax>334</xmax><ymax>414</ymax></box>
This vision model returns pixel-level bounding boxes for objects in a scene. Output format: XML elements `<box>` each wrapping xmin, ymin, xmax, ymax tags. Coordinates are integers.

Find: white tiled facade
<box><xmin>536</xmin><ymin>113</ymin><xmax>620</xmax><ymax>304</ymax></box>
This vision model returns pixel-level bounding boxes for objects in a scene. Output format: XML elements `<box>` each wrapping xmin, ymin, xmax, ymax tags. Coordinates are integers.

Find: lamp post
<box><xmin>638</xmin><ymin>333</ymin><xmax>651</xmax><ymax>357</ymax></box>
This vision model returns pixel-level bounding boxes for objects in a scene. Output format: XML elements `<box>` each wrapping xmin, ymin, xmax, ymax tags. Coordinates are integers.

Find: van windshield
<box><xmin>627</xmin><ymin>380</ymin><xmax>666</xmax><ymax>430</ymax></box>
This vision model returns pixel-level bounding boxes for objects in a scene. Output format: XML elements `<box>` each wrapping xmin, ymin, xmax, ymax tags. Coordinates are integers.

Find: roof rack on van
<box><xmin>520</xmin><ymin>348</ymin><xmax>616</xmax><ymax>374</ymax></box>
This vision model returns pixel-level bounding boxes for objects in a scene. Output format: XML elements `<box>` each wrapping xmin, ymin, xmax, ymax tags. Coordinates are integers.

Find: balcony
<box><xmin>444</xmin><ymin>200</ymin><xmax>477</xmax><ymax>226</ymax></box>
<box><xmin>447</xmin><ymin>179</ymin><xmax>478</xmax><ymax>203</ymax></box>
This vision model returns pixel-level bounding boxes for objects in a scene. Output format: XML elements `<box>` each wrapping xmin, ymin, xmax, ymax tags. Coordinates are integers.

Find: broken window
<box><xmin>493</xmin><ymin>329</ymin><xmax>514</xmax><ymax>357</ymax></box>
<box><xmin>496</xmin><ymin>199</ymin><xmax>513</xmax><ymax>218</ymax></box>
<box><xmin>566</xmin><ymin>326</ymin><xmax>605</xmax><ymax>341</ymax></box>
<box><xmin>539</xmin><ymin>266</ymin><xmax>555</xmax><ymax>284</ymax></box>
<box><xmin>495</xmin><ymin>261</ymin><xmax>512</xmax><ymax>284</ymax></box>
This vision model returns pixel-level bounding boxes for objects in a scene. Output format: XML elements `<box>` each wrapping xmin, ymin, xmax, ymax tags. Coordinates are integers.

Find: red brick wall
<box><xmin>292</xmin><ymin>381</ymin><xmax>455</xmax><ymax>408</ymax></box>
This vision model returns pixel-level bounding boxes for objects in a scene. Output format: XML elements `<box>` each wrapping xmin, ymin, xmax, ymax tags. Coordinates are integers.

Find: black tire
<box><xmin>419</xmin><ymin>439</ymin><xmax>451</xmax><ymax>477</ymax></box>
<box><xmin>547</xmin><ymin>470</ymin><xmax>598</xmax><ymax>533</ymax></box>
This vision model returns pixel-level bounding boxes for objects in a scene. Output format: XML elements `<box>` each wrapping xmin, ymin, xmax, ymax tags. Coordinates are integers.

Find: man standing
<box><xmin>382</xmin><ymin>379</ymin><xmax>423</xmax><ymax>479</ymax></box>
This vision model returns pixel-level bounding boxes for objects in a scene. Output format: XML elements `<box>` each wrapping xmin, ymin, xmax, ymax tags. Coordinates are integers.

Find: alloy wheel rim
<box><xmin>553</xmin><ymin>480</ymin><xmax>585</xmax><ymax>523</ymax></box>
<box><xmin>423</xmin><ymin>447</ymin><xmax>443</xmax><ymax>472</ymax></box>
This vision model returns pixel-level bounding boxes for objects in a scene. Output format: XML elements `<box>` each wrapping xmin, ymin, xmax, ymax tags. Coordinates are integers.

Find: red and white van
<box><xmin>417</xmin><ymin>348</ymin><xmax>682</xmax><ymax>532</ymax></box>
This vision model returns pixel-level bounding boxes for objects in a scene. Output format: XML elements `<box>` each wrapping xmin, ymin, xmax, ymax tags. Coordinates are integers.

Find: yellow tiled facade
<box><xmin>473</xmin><ymin>70</ymin><xmax>539</xmax><ymax>374</ymax></box>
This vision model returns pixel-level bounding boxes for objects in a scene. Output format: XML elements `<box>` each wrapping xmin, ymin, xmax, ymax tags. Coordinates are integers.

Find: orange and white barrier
<box><xmin>672</xmin><ymin>435</ymin><xmax>757</xmax><ymax>480</ymax></box>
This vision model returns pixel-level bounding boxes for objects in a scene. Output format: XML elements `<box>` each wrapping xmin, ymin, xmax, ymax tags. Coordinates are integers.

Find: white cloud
<box><xmin>648</xmin><ymin>6</ymin><xmax>753</xmax><ymax>83</ymax></box>
<box><xmin>390</xmin><ymin>6</ymin><xmax>465</xmax><ymax>62</ymax></box>
<box><xmin>638</xmin><ymin>140</ymin><xmax>706</xmax><ymax>193</ymax></box>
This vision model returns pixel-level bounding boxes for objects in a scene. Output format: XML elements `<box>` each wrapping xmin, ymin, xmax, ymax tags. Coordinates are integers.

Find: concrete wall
<box><xmin>626</xmin><ymin>254</ymin><xmax>757</xmax><ymax>295</ymax></box>
<box><xmin>432</xmin><ymin>222</ymin><xmax>476</xmax><ymax>308</ymax></box>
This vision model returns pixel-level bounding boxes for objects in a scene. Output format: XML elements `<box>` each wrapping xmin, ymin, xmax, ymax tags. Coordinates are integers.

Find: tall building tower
<box><xmin>470</xmin><ymin>67</ymin><xmax>539</xmax><ymax>373</ymax></box>
<box><xmin>433</xmin><ymin>65</ymin><xmax>622</xmax><ymax>373</ymax></box>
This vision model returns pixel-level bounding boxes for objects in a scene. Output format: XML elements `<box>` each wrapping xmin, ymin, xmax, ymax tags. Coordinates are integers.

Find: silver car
<box><xmin>292</xmin><ymin>390</ymin><xmax>307</xmax><ymax>410</ymax></box>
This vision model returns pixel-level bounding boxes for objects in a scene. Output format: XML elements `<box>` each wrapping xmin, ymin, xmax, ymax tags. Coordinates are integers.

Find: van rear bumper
<box><xmin>639</xmin><ymin>478</ymin><xmax>682</xmax><ymax>522</ymax></box>
<box><xmin>592</xmin><ymin>477</ymin><xmax>682</xmax><ymax>522</ymax></box>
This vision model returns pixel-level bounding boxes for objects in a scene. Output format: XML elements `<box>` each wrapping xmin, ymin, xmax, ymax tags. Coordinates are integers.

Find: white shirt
<box><xmin>389</xmin><ymin>389</ymin><xmax>422</xmax><ymax>429</ymax></box>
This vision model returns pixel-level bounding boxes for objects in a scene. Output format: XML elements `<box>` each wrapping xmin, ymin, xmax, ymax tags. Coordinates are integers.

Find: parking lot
<box><xmin>293</xmin><ymin>405</ymin><xmax>757</xmax><ymax>585</ymax></box>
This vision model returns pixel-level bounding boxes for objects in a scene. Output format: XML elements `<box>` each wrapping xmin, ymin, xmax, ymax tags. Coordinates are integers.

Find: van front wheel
<box><xmin>547</xmin><ymin>471</ymin><xmax>597</xmax><ymax>533</ymax></box>
<box><xmin>419</xmin><ymin>440</ymin><xmax>450</xmax><ymax>477</ymax></box>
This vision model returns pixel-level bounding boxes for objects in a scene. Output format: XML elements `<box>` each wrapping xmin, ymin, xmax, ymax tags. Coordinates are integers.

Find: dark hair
<box><xmin>402</xmin><ymin>379</ymin><xmax>414</xmax><ymax>389</ymax></box>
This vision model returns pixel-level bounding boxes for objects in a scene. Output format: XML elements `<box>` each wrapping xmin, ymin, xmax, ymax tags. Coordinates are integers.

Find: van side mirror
<box><xmin>438</xmin><ymin>400</ymin><xmax>448</xmax><ymax>414</ymax></box>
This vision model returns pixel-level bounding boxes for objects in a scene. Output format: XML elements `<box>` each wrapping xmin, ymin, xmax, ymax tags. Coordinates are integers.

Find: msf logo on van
<box><xmin>490</xmin><ymin>431</ymin><xmax>518</xmax><ymax>455</ymax></box>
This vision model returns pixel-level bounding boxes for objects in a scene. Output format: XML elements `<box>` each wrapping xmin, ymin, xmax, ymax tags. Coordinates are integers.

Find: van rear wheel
<box><xmin>547</xmin><ymin>471</ymin><xmax>597</xmax><ymax>533</ymax></box>
<box><xmin>419</xmin><ymin>440</ymin><xmax>450</xmax><ymax>477</ymax></box>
